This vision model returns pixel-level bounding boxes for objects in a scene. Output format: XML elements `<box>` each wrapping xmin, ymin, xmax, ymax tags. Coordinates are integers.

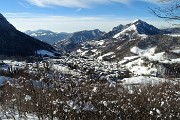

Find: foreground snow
<box><xmin>0</xmin><ymin>112</ymin><xmax>38</xmax><ymax>120</ymax></box>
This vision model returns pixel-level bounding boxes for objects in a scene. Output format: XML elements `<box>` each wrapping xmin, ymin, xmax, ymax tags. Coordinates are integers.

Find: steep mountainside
<box><xmin>25</xmin><ymin>30</ymin><xmax>71</xmax><ymax>44</ymax></box>
<box><xmin>0</xmin><ymin>13</ymin><xmax>55</xmax><ymax>56</ymax></box>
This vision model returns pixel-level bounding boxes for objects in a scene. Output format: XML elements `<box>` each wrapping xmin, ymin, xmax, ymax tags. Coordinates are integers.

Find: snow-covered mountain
<box><xmin>51</xmin><ymin>19</ymin><xmax>167</xmax><ymax>57</ymax></box>
<box><xmin>77</xmin><ymin>34</ymin><xmax>180</xmax><ymax>62</ymax></box>
<box><xmin>74</xmin><ymin>20</ymin><xmax>179</xmax><ymax>62</ymax></box>
<box><xmin>99</xmin><ymin>24</ymin><xmax>124</xmax><ymax>40</ymax></box>
<box><xmin>53</xmin><ymin>29</ymin><xmax>106</xmax><ymax>52</ymax></box>
<box><xmin>113</xmin><ymin>19</ymin><xmax>161</xmax><ymax>40</ymax></box>
<box><xmin>0</xmin><ymin>13</ymin><xmax>55</xmax><ymax>56</ymax></box>
<box><xmin>25</xmin><ymin>30</ymin><xmax>71</xmax><ymax>44</ymax></box>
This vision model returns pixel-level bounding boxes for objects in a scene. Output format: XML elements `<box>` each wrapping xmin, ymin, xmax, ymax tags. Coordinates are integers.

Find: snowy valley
<box><xmin>0</xmin><ymin>13</ymin><xmax>179</xmax><ymax>120</ymax></box>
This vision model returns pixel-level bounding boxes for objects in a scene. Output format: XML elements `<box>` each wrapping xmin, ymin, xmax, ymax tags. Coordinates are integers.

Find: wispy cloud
<box><xmin>18</xmin><ymin>1</ymin><xmax>30</xmax><ymax>8</ymax></box>
<box><xmin>25</xmin><ymin>0</ymin><xmax>162</xmax><ymax>8</ymax></box>
<box><xmin>76</xmin><ymin>8</ymin><xmax>82</xmax><ymax>12</ymax></box>
<box><xmin>26</xmin><ymin>0</ymin><xmax>130</xmax><ymax>8</ymax></box>
<box><xmin>3</xmin><ymin>12</ymin><xmax>173</xmax><ymax>33</ymax></box>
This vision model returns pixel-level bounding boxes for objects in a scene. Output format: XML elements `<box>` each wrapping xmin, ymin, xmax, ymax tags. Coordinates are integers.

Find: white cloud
<box><xmin>18</xmin><ymin>2</ymin><xmax>29</xmax><ymax>8</ymax></box>
<box><xmin>26</xmin><ymin>0</ymin><xmax>131</xmax><ymax>8</ymax></box>
<box><xmin>76</xmin><ymin>8</ymin><xmax>82</xmax><ymax>12</ymax></box>
<box><xmin>26</xmin><ymin>0</ymin><xmax>164</xmax><ymax>8</ymax></box>
<box><xmin>4</xmin><ymin>13</ymin><xmax>173</xmax><ymax>33</ymax></box>
<box><xmin>6</xmin><ymin>14</ymin><xmax>121</xmax><ymax>32</ymax></box>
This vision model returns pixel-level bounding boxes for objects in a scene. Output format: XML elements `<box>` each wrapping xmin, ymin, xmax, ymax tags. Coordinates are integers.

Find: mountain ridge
<box><xmin>25</xmin><ymin>30</ymin><xmax>72</xmax><ymax>44</ymax></box>
<box><xmin>53</xmin><ymin>29</ymin><xmax>106</xmax><ymax>52</ymax></box>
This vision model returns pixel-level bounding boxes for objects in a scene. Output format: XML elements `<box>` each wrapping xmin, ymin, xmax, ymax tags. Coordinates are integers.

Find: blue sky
<box><xmin>0</xmin><ymin>0</ymin><xmax>175</xmax><ymax>32</ymax></box>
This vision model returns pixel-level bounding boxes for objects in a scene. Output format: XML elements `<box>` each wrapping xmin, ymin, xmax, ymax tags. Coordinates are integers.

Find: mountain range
<box><xmin>24</xmin><ymin>19</ymin><xmax>179</xmax><ymax>54</ymax></box>
<box><xmin>71</xmin><ymin>20</ymin><xmax>180</xmax><ymax>61</ymax></box>
<box><xmin>53</xmin><ymin>29</ymin><xmax>105</xmax><ymax>52</ymax></box>
<box><xmin>53</xmin><ymin>19</ymin><xmax>164</xmax><ymax>53</ymax></box>
<box><xmin>0</xmin><ymin>12</ymin><xmax>179</xmax><ymax>58</ymax></box>
<box><xmin>24</xmin><ymin>19</ymin><xmax>179</xmax><ymax>57</ymax></box>
<box><xmin>25</xmin><ymin>30</ymin><xmax>72</xmax><ymax>44</ymax></box>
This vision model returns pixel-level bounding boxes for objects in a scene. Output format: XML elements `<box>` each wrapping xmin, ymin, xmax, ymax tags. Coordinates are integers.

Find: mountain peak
<box><xmin>132</xmin><ymin>19</ymin><xmax>144</xmax><ymax>24</ymax></box>
<box><xmin>113</xmin><ymin>20</ymin><xmax>161</xmax><ymax>39</ymax></box>
<box><xmin>112</xmin><ymin>24</ymin><xmax>124</xmax><ymax>31</ymax></box>
<box><xmin>131</xmin><ymin>19</ymin><xmax>149</xmax><ymax>27</ymax></box>
<box><xmin>0</xmin><ymin>13</ymin><xmax>16</xmax><ymax>31</ymax></box>
<box><xmin>0</xmin><ymin>13</ymin><xmax>8</xmax><ymax>22</ymax></box>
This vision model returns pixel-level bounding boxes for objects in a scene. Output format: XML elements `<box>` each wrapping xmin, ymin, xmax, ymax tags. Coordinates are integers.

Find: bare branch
<box><xmin>149</xmin><ymin>0</ymin><xmax>180</xmax><ymax>24</ymax></box>
<box><xmin>149</xmin><ymin>7</ymin><xmax>180</xmax><ymax>20</ymax></box>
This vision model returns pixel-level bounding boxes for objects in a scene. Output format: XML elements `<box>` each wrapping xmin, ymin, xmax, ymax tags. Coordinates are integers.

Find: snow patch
<box><xmin>130</xmin><ymin>46</ymin><xmax>156</xmax><ymax>56</ymax></box>
<box><xmin>121</xmin><ymin>57</ymin><xmax>157</xmax><ymax>76</ymax></box>
<box><xmin>97</xmin><ymin>52</ymin><xmax>115</xmax><ymax>60</ymax></box>
<box><xmin>36</xmin><ymin>50</ymin><xmax>54</xmax><ymax>57</ymax></box>
<box><xmin>113</xmin><ymin>24</ymin><xmax>137</xmax><ymax>38</ymax></box>
<box><xmin>30</xmin><ymin>33</ymin><xmax>38</xmax><ymax>36</ymax></box>
<box><xmin>25</xmin><ymin>95</ymin><xmax>32</xmax><ymax>101</ymax></box>
<box><xmin>81</xmin><ymin>50</ymin><xmax>88</xmax><ymax>56</ymax></box>
<box><xmin>147</xmin><ymin>52</ymin><xmax>165</xmax><ymax>61</ymax></box>
<box><xmin>97</xmin><ymin>40</ymin><xmax>104</xmax><ymax>45</ymax></box>
<box><xmin>77</xmin><ymin>49</ymin><xmax>83</xmax><ymax>53</ymax></box>
<box><xmin>167</xmin><ymin>34</ymin><xmax>180</xmax><ymax>37</ymax></box>
<box><xmin>122</xmin><ymin>76</ymin><xmax>166</xmax><ymax>85</ymax></box>
<box><xmin>173</xmin><ymin>49</ymin><xmax>180</xmax><ymax>53</ymax></box>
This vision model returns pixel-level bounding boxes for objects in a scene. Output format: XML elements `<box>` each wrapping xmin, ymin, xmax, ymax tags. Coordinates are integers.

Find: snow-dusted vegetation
<box><xmin>0</xmin><ymin>55</ymin><xmax>179</xmax><ymax>120</ymax></box>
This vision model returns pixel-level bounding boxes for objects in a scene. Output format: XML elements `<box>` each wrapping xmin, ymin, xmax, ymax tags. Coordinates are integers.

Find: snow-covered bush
<box><xmin>0</xmin><ymin>61</ymin><xmax>179</xmax><ymax>119</ymax></box>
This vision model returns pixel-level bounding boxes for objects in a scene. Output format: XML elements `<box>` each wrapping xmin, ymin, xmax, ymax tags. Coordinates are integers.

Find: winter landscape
<box><xmin>0</xmin><ymin>0</ymin><xmax>180</xmax><ymax>120</ymax></box>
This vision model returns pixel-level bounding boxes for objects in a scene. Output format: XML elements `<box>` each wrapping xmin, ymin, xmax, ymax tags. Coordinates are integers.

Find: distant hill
<box><xmin>161</xmin><ymin>27</ymin><xmax>180</xmax><ymax>36</ymax></box>
<box><xmin>0</xmin><ymin>13</ymin><xmax>55</xmax><ymax>56</ymax></box>
<box><xmin>25</xmin><ymin>30</ymin><xmax>72</xmax><ymax>44</ymax></box>
<box><xmin>53</xmin><ymin>29</ymin><xmax>106</xmax><ymax>52</ymax></box>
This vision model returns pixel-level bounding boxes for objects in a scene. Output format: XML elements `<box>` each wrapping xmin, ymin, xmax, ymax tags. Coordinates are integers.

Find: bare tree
<box><xmin>150</xmin><ymin>0</ymin><xmax>180</xmax><ymax>22</ymax></box>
